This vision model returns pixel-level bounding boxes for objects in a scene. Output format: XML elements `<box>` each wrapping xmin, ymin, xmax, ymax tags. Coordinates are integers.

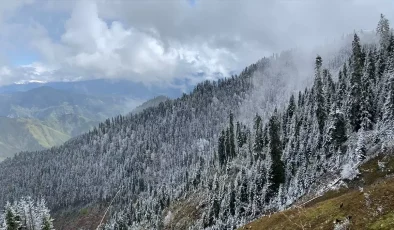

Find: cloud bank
<box><xmin>0</xmin><ymin>0</ymin><xmax>392</xmax><ymax>87</ymax></box>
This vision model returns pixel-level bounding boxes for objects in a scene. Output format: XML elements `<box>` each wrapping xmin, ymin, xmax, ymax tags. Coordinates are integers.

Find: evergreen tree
<box><xmin>236</xmin><ymin>121</ymin><xmax>241</xmax><ymax>148</ymax></box>
<box><xmin>41</xmin><ymin>216</ymin><xmax>54</xmax><ymax>230</ymax></box>
<box><xmin>323</xmin><ymin>69</ymin><xmax>335</xmax><ymax>114</ymax></box>
<box><xmin>266</xmin><ymin>110</ymin><xmax>285</xmax><ymax>202</ymax></box>
<box><xmin>207</xmin><ymin>196</ymin><xmax>220</xmax><ymax>227</ymax></box>
<box><xmin>348</xmin><ymin>33</ymin><xmax>363</xmax><ymax>132</ymax></box>
<box><xmin>253</xmin><ymin>114</ymin><xmax>263</xmax><ymax>159</ymax></box>
<box><xmin>377</xmin><ymin>14</ymin><xmax>391</xmax><ymax>49</ymax></box>
<box><xmin>236</xmin><ymin>122</ymin><xmax>247</xmax><ymax>148</ymax></box>
<box><xmin>383</xmin><ymin>36</ymin><xmax>394</xmax><ymax>122</ymax></box>
<box><xmin>314</xmin><ymin>56</ymin><xmax>326</xmax><ymax>134</ymax></box>
<box><xmin>336</xmin><ymin>68</ymin><xmax>347</xmax><ymax>109</ymax></box>
<box><xmin>229</xmin><ymin>112</ymin><xmax>236</xmax><ymax>159</ymax></box>
<box><xmin>225</xmin><ymin>128</ymin><xmax>231</xmax><ymax>161</ymax></box>
<box><xmin>360</xmin><ymin>50</ymin><xmax>376</xmax><ymax>130</ymax></box>
<box><xmin>229</xmin><ymin>187</ymin><xmax>236</xmax><ymax>216</ymax></box>
<box><xmin>287</xmin><ymin>95</ymin><xmax>295</xmax><ymax>119</ymax></box>
<box><xmin>328</xmin><ymin>110</ymin><xmax>347</xmax><ymax>152</ymax></box>
<box><xmin>218</xmin><ymin>130</ymin><xmax>226</xmax><ymax>167</ymax></box>
<box><xmin>5</xmin><ymin>207</ymin><xmax>19</xmax><ymax>230</ymax></box>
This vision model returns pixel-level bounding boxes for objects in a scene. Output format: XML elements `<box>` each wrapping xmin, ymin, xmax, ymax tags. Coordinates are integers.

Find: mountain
<box><xmin>0</xmin><ymin>116</ymin><xmax>69</xmax><ymax>161</ymax></box>
<box><xmin>131</xmin><ymin>95</ymin><xmax>169</xmax><ymax>114</ymax></box>
<box><xmin>0</xmin><ymin>79</ymin><xmax>189</xmax><ymax>99</ymax></box>
<box><xmin>0</xmin><ymin>86</ymin><xmax>139</xmax><ymax>159</ymax></box>
<box><xmin>0</xmin><ymin>16</ymin><xmax>394</xmax><ymax>230</ymax></box>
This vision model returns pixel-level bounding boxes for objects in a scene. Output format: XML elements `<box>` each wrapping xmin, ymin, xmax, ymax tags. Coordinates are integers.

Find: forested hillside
<box><xmin>0</xmin><ymin>15</ymin><xmax>393</xmax><ymax>230</ymax></box>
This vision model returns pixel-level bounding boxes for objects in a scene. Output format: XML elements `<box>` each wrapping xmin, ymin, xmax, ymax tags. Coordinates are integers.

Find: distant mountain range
<box><xmin>0</xmin><ymin>84</ymin><xmax>172</xmax><ymax>160</ymax></box>
<box><xmin>0</xmin><ymin>116</ymin><xmax>69</xmax><ymax>161</ymax></box>
<box><xmin>0</xmin><ymin>79</ymin><xmax>190</xmax><ymax>98</ymax></box>
<box><xmin>0</xmin><ymin>79</ymin><xmax>193</xmax><ymax>160</ymax></box>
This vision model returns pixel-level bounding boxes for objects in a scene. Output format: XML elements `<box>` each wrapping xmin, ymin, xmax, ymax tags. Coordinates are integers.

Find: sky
<box><xmin>0</xmin><ymin>0</ymin><xmax>392</xmax><ymax>87</ymax></box>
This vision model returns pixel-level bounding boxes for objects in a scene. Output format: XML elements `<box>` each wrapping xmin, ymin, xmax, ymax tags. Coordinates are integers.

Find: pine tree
<box><xmin>218</xmin><ymin>130</ymin><xmax>226</xmax><ymax>167</ymax></box>
<box><xmin>314</xmin><ymin>56</ymin><xmax>326</xmax><ymax>135</ymax></box>
<box><xmin>348</xmin><ymin>33</ymin><xmax>363</xmax><ymax>132</ymax></box>
<box><xmin>41</xmin><ymin>216</ymin><xmax>54</xmax><ymax>230</ymax></box>
<box><xmin>207</xmin><ymin>196</ymin><xmax>220</xmax><ymax>226</ymax></box>
<box><xmin>229</xmin><ymin>186</ymin><xmax>236</xmax><ymax>216</ymax></box>
<box><xmin>236</xmin><ymin>121</ymin><xmax>241</xmax><ymax>148</ymax></box>
<box><xmin>323</xmin><ymin>69</ymin><xmax>336</xmax><ymax>119</ymax></box>
<box><xmin>383</xmin><ymin>35</ymin><xmax>394</xmax><ymax>122</ymax></box>
<box><xmin>236</xmin><ymin>122</ymin><xmax>247</xmax><ymax>148</ymax></box>
<box><xmin>5</xmin><ymin>206</ymin><xmax>19</xmax><ymax>230</ymax></box>
<box><xmin>360</xmin><ymin>50</ymin><xmax>376</xmax><ymax>130</ymax></box>
<box><xmin>229</xmin><ymin>112</ymin><xmax>236</xmax><ymax>159</ymax></box>
<box><xmin>328</xmin><ymin>110</ymin><xmax>347</xmax><ymax>152</ymax></box>
<box><xmin>287</xmin><ymin>95</ymin><xmax>296</xmax><ymax>119</ymax></box>
<box><xmin>239</xmin><ymin>169</ymin><xmax>249</xmax><ymax>204</ymax></box>
<box><xmin>225</xmin><ymin>128</ymin><xmax>231</xmax><ymax>161</ymax></box>
<box><xmin>377</xmin><ymin>14</ymin><xmax>391</xmax><ymax>49</ymax></box>
<box><xmin>253</xmin><ymin>114</ymin><xmax>263</xmax><ymax>159</ymax></box>
<box><xmin>336</xmin><ymin>67</ymin><xmax>347</xmax><ymax>109</ymax></box>
<box><xmin>266</xmin><ymin>110</ymin><xmax>285</xmax><ymax>202</ymax></box>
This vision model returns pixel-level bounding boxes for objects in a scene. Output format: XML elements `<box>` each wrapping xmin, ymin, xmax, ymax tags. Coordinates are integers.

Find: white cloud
<box><xmin>0</xmin><ymin>0</ymin><xmax>393</xmax><ymax>87</ymax></box>
<box><xmin>24</xmin><ymin>0</ymin><xmax>239</xmax><ymax>85</ymax></box>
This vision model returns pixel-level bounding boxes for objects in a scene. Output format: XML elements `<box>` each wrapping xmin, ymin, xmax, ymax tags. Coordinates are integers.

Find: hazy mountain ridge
<box><xmin>131</xmin><ymin>96</ymin><xmax>169</xmax><ymax>114</ymax></box>
<box><xmin>0</xmin><ymin>86</ymin><xmax>139</xmax><ymax>159</ymax></box>
<box><xmin>0</xmin><ymin>79</ymin><xmax>187</xmax><ymax>99</ymax></box>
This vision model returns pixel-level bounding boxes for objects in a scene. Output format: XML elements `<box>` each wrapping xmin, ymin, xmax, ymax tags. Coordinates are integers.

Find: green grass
<box><xmin>368</xmin><ymin>212</ymin><xmax>394</xmax><ymax>230</ymax></box>
<box><xmin>23</xmin><ymin>119</ymin><xmax>70</xmax><ymax>148</ymax></box>
<box><xmin>0</xmin><ymin>117</ymin><xmax>71</xmax><ymax>160</ymax></box>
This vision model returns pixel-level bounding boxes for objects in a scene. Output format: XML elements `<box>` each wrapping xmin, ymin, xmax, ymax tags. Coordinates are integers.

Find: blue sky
<box><xmin>0</xmin><ymin>0</ymin><xmax>392</xmax><ymax>87</ymax></box>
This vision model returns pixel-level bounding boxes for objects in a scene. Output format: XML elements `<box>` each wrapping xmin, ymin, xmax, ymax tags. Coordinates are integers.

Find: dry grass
<box><xmin>241</xmin><ymin>154</ymin><xmax>394</xmax><ymax>230</ymax></box>
<box><xmin>53</xmin><ymin>204</ymin><xmax>108</xmax><ymax>230</ymax></box>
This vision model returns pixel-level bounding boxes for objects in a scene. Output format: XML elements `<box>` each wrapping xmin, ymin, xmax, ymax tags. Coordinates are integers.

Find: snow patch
<box><xmin>164</xmin><ymin>211</ymin><xmax>173</xmax><ymax>226</ymax></box>
<box><xmin>333</xmin><ymin>218</ymin><xmax>350</xmax><ymax>230</ymax></box>
<box><xmin>340</xmin><ymin>162</ymin><xmax>359</xmax><ymax>180</ymax></box>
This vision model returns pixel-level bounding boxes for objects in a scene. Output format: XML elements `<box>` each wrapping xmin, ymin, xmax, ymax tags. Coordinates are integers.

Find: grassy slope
<box><xmin>0</xmin><ymin>87</ymin><xmax>133</xmax><ymax>159</ymax></box>
<box><xmin>0</xmin><ymin>117</ymin><xmax>70</xmax><ymax>160</ymax></box>
<box><xmin>23</xmin><ymin>119</ymin><xmax>70</xmax><ymax>148</ymax></box>
<box><xmin>52</xmin><ymin>203</ymin><xmax>109</xmax><ymax>230</ymax></box>
<box><xmin>241</xmin><ymin>153</ymin><xmax>394</xmax><ymax>230</ymax></box>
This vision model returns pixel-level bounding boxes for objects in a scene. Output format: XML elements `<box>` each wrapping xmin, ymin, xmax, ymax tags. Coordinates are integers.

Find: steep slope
<box><xmin>0</xmin><ymin>16</ymin><xmax>392</xmax><ymax>230</ymax></box>
<box><xmin>241</xmin><ymin>152</ymin><xmax>394</xmax><ymax>230</ymax></box>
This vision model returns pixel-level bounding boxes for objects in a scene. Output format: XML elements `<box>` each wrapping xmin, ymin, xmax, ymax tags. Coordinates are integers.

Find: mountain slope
<box><xmin>0</xmin><ymin>117</ymin><xmax>70</xmax><ymax>161</ymax></box>
<box><xmin>0</xmin><ymin>16</ymin><xmax>393</xmax><ymax>230</ymax></box>
<box><xmin>241</xmin><ymin>152</ymin><xmax>394</xmax><ymax>230</ymax></box>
